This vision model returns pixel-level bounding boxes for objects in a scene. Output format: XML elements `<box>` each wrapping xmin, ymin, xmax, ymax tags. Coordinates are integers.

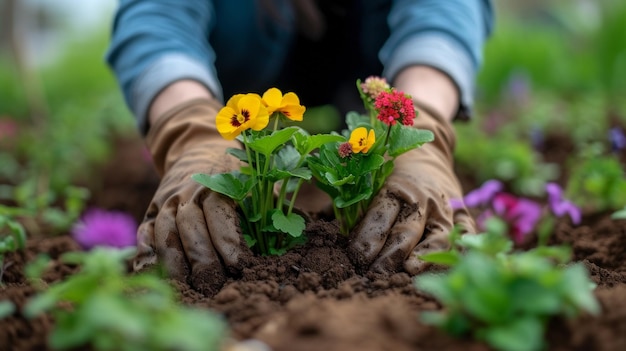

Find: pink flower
<box><xmin>338</xmin><ymin>142</ymin><xmax>353</xmax><ymax>158</ymax></box>
<box><xmin>360</xmin><ymin>76</ymin><xmax>390</xmax><ymax>100</ymax></box>
<box><xmin>71</xmin><ymin>208</ymin><xmax>137</xmax><ymax>250</ymax></box>
<box><xmin>0</xmin><ymin>117</ymin><xmax>18</xmax><ymax>139</ymax></box>
<box><xmin>374</xmin><ymin>90</ymin><xmax>415</xmax><ymax>126</ymax></box>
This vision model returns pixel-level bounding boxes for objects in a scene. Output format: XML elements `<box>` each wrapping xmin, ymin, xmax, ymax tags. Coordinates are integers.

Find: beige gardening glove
<box><xmin>136</xmin><ymin>97</ymin><xmax>246</xmax><ymax>295</ymax></box>
<box><xmin>348</xmin><ymin>106</ymin><xmax>476</xmax><ymax>275</ymax></box>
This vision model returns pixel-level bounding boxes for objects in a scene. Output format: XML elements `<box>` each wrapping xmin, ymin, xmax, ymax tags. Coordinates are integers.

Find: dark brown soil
<box><xmin>2</xmin><ymin>133</ymin><xmax>626</xmax><ymax>351</ymax></box>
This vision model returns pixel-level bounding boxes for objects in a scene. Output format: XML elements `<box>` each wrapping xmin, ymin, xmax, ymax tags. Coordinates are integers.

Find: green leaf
<box><xmin>226</xmin><ymin>147</ymin><xmax>248</xmax><ymax>163</ymax></box>
<box><xmin>325</xmin><ymin>172</ymin><xmax>355</xmax><ymax>187</ymax></box>
<box><xmin>295</xmin><ymin>133</ymin><xmax>345</xmax><ymax>156</ymax></box>
<box><xmin>191</xmin><ymin>172</ymin><xmax>254</xmax><ymax>202</ymax></box>
<box><xmin>275</xmin><ymin>145</ymin><xmax>301</xmax><ymax>170</ymax></box>
<box><xmin>388</xmin><ymin>126</ymin><xmax>434</xmax><ymax>157</ymax></box>
<box><xmin>0</xmin><ymin>300</ymin><xmax>15</xmax><ymax>319</ymax></box>
<box><xmin>335</xmin><ymin>190</ymin><xmax>371</xmax><ymax>208</ymax></box>
<box><xmin>347</xmin><ymin>154</ymin><xmax>385</xmax><ymax>177</ymax></box>
<box><xmin>414</xmin><ymin>273</ymin><xmax>457</xmax><ymax>305</ymax></box>
<box><xmin>561</xmin><ymin>263</ymin><xmax>601</xmax><ymax>315</ymax></box>
<box><xmin>457</xmin><ymin>230</ymin><xmax>513</xmax><ymax>256</ymax></box>
<box><xmin>418</xmin><ymin>251</ymin><xmax>460</xmax><ymax>266</ymax></box>
<box><xmin>481</xmin><ymin>317</ymin><xmax>545</xmax><ymax>351</ymax></box>
<box><xmin>345</xmin><ymin>111</ymin><xmax>370</xmax><ymax>130</ymax></box>
<box><xmin>271</xmin><ymin>211</ymin><xmax>306</xmax><ymax>238</ymax></box>
<box><xmin>611</xmin><ymin>206</ymin><xmax>626</xmax><ymax>219</ymax></box>
<box><xmin>248</xmin><ymin>126</ymin><xmax>299</xmax><ymax>156</ymax></box>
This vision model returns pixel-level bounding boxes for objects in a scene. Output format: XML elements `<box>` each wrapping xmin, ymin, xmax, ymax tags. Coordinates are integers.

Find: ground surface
<box><xmin>1</xmin><ymin>134</ymin><xmax>626</xmax><ymax>351</ymax></box>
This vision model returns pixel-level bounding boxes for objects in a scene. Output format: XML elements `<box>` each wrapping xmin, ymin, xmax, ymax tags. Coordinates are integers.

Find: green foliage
<box><xmin>566</xmin><ymin>149</ymin><xmax>626</xmax><ymax>212</ymax></box>
<box><xmin>478</xmin><ymin>1</ymin><xmax>626</xmax><ymax>109</ymax></box>
<box><xmin>24</xmin><ymin>248</ymin><xmax>227</xmax><ymax>351</ymax></box>
<box><xmin>455</xmin><ymin>126</ymin><xmax>558</xmax><ymax>196</ymax></box>
<box><xmin>194</xmin><ymin>124</ymin><xmax>330</xmax><ymax>255</ymax></box>
<box><xmin>416</xmin><ymin>219</ymin><xmax>600</xmax><ymax>351</ymax></box>
<box><xmin>0</xmin><ymin>211</ymin><xmax>27</xmax><ymax>281</ymax></box>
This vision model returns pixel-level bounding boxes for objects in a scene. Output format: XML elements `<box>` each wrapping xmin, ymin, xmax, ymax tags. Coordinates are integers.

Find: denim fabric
<box><xmin>106</xmin><ymin>0</ymin><xmax>493</xmax><ymax>132</ymax></box>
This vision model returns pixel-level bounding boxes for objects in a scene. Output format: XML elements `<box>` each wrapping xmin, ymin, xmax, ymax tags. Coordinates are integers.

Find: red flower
<box><xmin>374</xmin><ymin>90</ymin><xmax>415</xmax><ymax>126</ymax></box>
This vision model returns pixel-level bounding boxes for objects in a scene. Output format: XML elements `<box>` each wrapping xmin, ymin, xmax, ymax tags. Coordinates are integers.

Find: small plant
<box><xmin>307</xmin><ymin>77</ymin><xmax>434</xmax><ymax>235</ymax></box>
<box><xmin>452</xmin><ymin>180</ymin><xmax>581</xmax><ymax>246</ymax></box>
<box><xmin>192</xmin><ymin>88</ymin><xmax>343</xmax><ymax>255</ymax></box>
<box><xmin>24</xmin><ymin>247</ymin><xmax>227</xmax><ymax>351</ymax></box>
<box><xmin>565</xmin><ymin>145</ymin><xmax>626</xmax><ymax>212</ymax></box>
<box><xmin>0</xmin><ymin>210</ymin><xmax>27</xmax><ymax>282</ymax></box>
<box><xmin>415</xmin><ymin>223</ymin><xmax>600</xmax><ymax>351</ymax></box>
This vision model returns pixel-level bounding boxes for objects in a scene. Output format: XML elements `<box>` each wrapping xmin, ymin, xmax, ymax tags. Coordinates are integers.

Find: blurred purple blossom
<box><xmin>71</xmin><ymin>208</ymin><xmax>137</xmax><ymax>250</ymax></box>
<box><xmin>492</xmin><ymin>193</ymin><xmax>543</xmax><ymax>244</ymax></box>
<box><xmin>506</xmin><ymin>71</ymin><xmax>531</xmax><ymax>106</ymax></box>
<box><xmin>608</xmin><ymin>127</ymin><xmax>626</xmax><ymax>152</ymax></box>
<box><xmin>545</xmin><ymin>183</ymin><xmax>581</xmax><ymax>225</ymax></box>
<box><xmin>451</xmin><ymin>180</ymin><xmax>504</xmax><ymax>210</ymax></box>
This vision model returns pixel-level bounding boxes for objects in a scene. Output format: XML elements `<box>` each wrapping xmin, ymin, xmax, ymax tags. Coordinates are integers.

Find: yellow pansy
<box><xmin>216</xmin><ymin>93</ymin><xmax>270</xmax><ymax>140</ymax></box>
<box><xmin>262</xmin><ymin>87</ymin><xmax>306</xmax><ymax>121</ymax></box>
<box><xmin>349</xmin><ymin>127</ymin><xmax>375</xmax><ymax>154</ymax></box>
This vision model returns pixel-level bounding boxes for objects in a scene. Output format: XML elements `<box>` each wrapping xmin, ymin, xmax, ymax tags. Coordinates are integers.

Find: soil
<box><xmin>2</xmin><ymin>132</ymin><xmax>626</xmax><ymax>351</ymax></box>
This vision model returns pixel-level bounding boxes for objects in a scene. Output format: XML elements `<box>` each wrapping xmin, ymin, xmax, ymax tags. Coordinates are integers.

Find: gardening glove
<box><xmin>136</xmin><ymin>97</ymin><xmax>245</xmax><ymax>294</ymax></box>
<box><xmin>348</xmin><ymin>105</ymin><xmax>476</xmax><ymax>275</ymax></box>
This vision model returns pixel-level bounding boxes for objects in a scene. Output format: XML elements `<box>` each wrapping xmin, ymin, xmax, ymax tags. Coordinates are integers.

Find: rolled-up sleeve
<box><xmin>106</xmin><ymin>0</ymin><xmax>222</xmax><ymax>133</ymax></box>
<box><xmin>380</xmin><ymin>0</ymin><xmax>494</xmax><ymax>119</ymax></box>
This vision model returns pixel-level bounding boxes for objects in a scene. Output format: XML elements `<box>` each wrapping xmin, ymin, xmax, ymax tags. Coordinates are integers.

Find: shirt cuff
<box><xmin>131</xmin><ymin>53</ymin><xmax>223</xmax><ymax>133</ymax></box>
<box><xmin>382</xmin><ymin>33</ymin><xmax>476</xmax><ymax>120</ymax></box>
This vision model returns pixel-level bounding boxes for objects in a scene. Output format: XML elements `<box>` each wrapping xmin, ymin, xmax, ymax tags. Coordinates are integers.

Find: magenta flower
<box><xmin>545</xmin><ymin>183</ymin><xmax>581</xmax><ymax>225</ymax></box>
<box><xmin>71</xmin><ymin>208</ymin><xmax>137</xmax><ymax>250</ymax></box>
<box><xmin>492</xmin><ymin>193</ymin><xmax>543</xmax><ymax>244</ymax></box>
<box><xmin>374</xmin><ymin>90</ymin><xmax>415</xmax><ymax>126</ymax></box>
<box><xmin>0</xmin><ymin>117</ymin><xmax>18</xmax><ymax>139</ymax></box>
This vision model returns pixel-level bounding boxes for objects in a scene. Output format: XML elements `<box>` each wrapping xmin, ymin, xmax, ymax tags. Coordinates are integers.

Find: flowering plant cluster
<box><xmin>451</xmin><ymin>180</ymin><xmax>581</xmax><ymax>246</ymax></box>
<box><xmin>307</xmin><ymin>77</ymin><xmax>433</xmax><ymax>235</ymax></box>
<box><xmin>193</xmin><ymin>88</ymin><xmax>342</xmax><ymax>255</ymax></box>
<box><xmin>194</xmin><ymin>77</ymin><xmax>433</xmax><ymax>253</ymax></box>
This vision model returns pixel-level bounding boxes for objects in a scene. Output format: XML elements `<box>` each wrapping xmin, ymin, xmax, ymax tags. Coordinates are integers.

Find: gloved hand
<box><xmin>347</xmin><ymin>106</ymin><xmax>476</xmax><ymax>275</ymax></box>
<box><xmin>136</xmin><ymin>98</ymin><xmax>247</xmax><ymax>295</ymax></box>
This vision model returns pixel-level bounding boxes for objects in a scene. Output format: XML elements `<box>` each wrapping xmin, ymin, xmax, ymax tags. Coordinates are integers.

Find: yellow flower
<box><xmin>216</xmin><ymin>93</ymin><xmax>270</xmax><ymax>140</ymax></box>
<box><xmin>262</xmin><ymin>87</ymin><xmax>306</xmax><ymax>121</ymax></box>
<box><xmin>349</xmin><ymin>127</ymin><xmax>375</xmax><ymax>154</ymax></box>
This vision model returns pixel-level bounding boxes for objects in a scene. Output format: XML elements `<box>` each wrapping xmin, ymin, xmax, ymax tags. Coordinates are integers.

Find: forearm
<box><xmin>381</xmin><ymin>0</ymin><xmax>493</xmax><ymax>120</ymax></box>
<box><xmin>148</xmin><ymin>80</ymin><xmax>214</xmax><ymax>128</ymax></box>
<box><xmin>106</xmin><ymin>0</ymin><xmax>221</xmax><ymax>133</ymax></box>
<box><xmin>392</xmin><ymin>65</ymin><xmax>459</xmax><ymax>123</ymax></box>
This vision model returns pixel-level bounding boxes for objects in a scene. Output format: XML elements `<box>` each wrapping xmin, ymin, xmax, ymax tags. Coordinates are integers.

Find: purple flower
<box><xmin>454</xmin><ymin>180</ymin><xmax>503</xmax><ymax>209</ymax></box>
<box><xmin>608</xmin><ymin>127</ymin><xmax>626</xmax><ymax>152</ymax></box>
<box><xmin>71</xmin><ymin>208</ymin><xmax>137</xmax><ymax>250</ymax></box>
<box><xmin>545</xmin><ymin>183</ymin><xmax>581</xmax><ymax>225</ymax></box>
<box><xmin>492</xmin><ymin>193</ymin><xmax>543</xmax><ymax>244</ymax></box>
<box><xmin>506</xmin><ymin>71</ymin><xmax>530</xmax><ymax>106</ymax></box>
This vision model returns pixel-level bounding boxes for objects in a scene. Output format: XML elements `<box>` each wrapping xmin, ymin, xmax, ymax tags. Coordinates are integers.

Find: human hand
<box><xmin>347</xmin><ymin>108</ymin><xmax>475</xmax><ymax>275</ymax></box>
<box><xmin>136</xmin><ymin>98</ymin><xmax>248</xmax><ymax>295</ymax></box>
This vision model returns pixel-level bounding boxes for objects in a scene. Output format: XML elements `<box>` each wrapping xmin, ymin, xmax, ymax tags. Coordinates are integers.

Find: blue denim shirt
<box><xmin>106</xmin><ymin>0</ymin><xmax>493</xmax><ymax>133</ymax></box>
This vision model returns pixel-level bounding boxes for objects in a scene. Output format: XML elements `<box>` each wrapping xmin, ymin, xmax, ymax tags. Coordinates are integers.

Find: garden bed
<box><xmin>2</xmin><ymin>134</ymin><xmax>626</xmax><ymax>351</ymax></box>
